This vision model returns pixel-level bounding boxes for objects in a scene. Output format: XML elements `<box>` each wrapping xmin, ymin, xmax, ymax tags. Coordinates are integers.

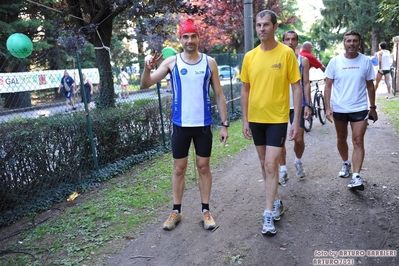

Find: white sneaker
<box><xmin>338</xmin><ymin>162</ymin><xmax>351</xmax><ymax>178</ymax></box>
<box><xmin>348</xmin><ymin>175</ymin><xmax>364</xmax><ymax>191</ymax></box>
<box><xmin>262</xmin><ymin>211</ymin><xmax>276</xmax><ymax>235</ymax></box>
<box><xmin>273</xmin><ymin>200</ymin><xmax>284</xmax><ymax>221</ymax></box>
<box><xmin>279</xmin><ymin>170</ymin><xmax>288</xmax><ymax>186</ymax></box>
<box><xmin>295</xmin><ymin>161</ymin><xmax>305</xmax><ymax>178</ymax></box>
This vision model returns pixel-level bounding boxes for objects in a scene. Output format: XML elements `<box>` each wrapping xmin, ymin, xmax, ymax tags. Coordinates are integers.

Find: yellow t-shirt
<box><xmin>241</xmin><ymin>43</ymin><xmax>300</xmax><ymax>123</ymax></box>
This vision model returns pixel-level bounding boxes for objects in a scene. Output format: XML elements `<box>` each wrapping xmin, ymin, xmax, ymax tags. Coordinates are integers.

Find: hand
<box><xmin>242</xmin><ymin>122</ymin><xmax>252</xmax><ymax>140</ymax></box>
<box><xmin>219</xmin><ymin>127</ymin><xmax>229</xmax><ymax>146</ymax></box>
<box><xmin>304</xmin><ymin>106</ymin><xmax>311</xmax><ymax>120</ymax></box>
<box><xmin>289</xmin><ymin>121</ymin><xmax>299</xmax><ymax>141</ymax></box>
<box><xmin>145</xmin><ymin>51</ymin><xmax>163</xmax><ymax>70</ymax></box>
<box><xmin>369</xmin><ymin>109</ymin><xmax>378</xmax><ymax>123</ymax></box>
<box><xmin>326</xmin><ymin>108</ymin><xmax>334</xmax><ymax>123</ymax></box>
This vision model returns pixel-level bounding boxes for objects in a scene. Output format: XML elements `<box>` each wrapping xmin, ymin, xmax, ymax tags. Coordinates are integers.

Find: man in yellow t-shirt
<box><xmin>240</xmin><ymin>10</ymin><xmax>302</xmax><ymax>236</ymax></box>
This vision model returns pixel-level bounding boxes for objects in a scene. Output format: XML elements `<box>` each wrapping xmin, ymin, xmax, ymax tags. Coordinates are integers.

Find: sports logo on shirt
<box><xmin>271</xmin><ymin>63</ymin><xmax>282</xmax><ymax>70</ymax></box>
<box><xmin>180</xmin><ymin>68</ymin><xmax>188</xmax><ymax>75</ymax></box>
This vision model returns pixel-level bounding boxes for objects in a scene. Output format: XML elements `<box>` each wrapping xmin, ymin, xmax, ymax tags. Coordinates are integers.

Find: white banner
<box><xmin>0</xmin><ymin>68</ymin><xmax>100</xmax><ymax>93</ymax></box>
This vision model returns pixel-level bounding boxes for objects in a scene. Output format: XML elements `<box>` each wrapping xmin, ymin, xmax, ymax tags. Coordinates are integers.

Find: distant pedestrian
<box><xmin>324</xmin><ymin>30</ymin><xmax>378</xmax><ymax>191</ymax></box>
<box><xmin>118</xmin><ymin>67</ymin><xmax>130</xmax><ymax>98</ymax></box>
<box><xmin>58</xmin><ymin>70</ymin><xmax>77</xmax><ymax>112</ymax></box>
<box><xmin>375</xmin><ymin>41</ymin><xmax>392</xmax><ymax>99</ymax></box>
<box><xmin>300</xmin><ymin>41</ymin><xmax>326</xmax><ymax>72</ymax></box>
<box><xmin>77</xmin><ymin>73</ymin><xmax>94</xmax><ymax>109</ymax></box>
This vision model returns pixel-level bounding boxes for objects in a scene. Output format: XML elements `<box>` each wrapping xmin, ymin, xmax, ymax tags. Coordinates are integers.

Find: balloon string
<box><xmin>27</xmin><ymin>0</ymin><xmax>112</xmax><ymax>59</ymax></box>
<box><xmin>25</xmin><ymin>0</ymin><xmax>84</xmax><ymax>21</ymax></box>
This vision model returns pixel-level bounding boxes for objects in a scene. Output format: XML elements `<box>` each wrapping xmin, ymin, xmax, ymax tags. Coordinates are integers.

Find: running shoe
<box><xmin>262</xmin><ymin>211</ymin><xmax>276</xmax><ymax>235</ymax></box>
<box><xmin>273</xmin><ymin>199</ymin><xmax>284</xmax><ymax>221</ymax></box>
<box><xmin>295</xmin><ymin>161</ymin><xmax>305</xmax><ymax>178</ymax></box>
<box><xmin>201</xmin><ymin>209</ymin><xmax>216</xmax><ymax>230</ymax></box>
<box><xmin>338</xmin><ymin>162</ymin><xmax>351</xmax><ymax>178</ymax></box>
<box><xmin>348</xmin><ymin>175</ymin><xmax>364</xmax><ymax>191</ymax></box>
<box><xmin>279</xmin><ymin>170</ymin><xmax>288</xmax><ymax>186</ymax></box>
<box><xmin>163</xmin><ymin>210</ymin><xmax>182</xmax><ymax>230</ymax></box>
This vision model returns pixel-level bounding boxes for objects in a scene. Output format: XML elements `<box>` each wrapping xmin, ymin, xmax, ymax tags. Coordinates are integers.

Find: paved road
<box><xmin>0</xmin><ymin>88</ymin><xmax>164</xmax><ymax>123</ymax></box>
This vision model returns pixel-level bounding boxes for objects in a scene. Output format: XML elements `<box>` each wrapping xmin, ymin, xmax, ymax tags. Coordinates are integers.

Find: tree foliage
<box><xmin>378</xmin><ymin>0</ymin><xmax>399</xmax><ymax>25</ymax></box>
<box><xmin>177</xmin><ymin>0</ymin><xmax>299</xmax><ymax>53</ymax></box>
<box><xmin>320</xmin><ymin>0</ymin><xmax>399</xmax><ymax>55</ymax></box>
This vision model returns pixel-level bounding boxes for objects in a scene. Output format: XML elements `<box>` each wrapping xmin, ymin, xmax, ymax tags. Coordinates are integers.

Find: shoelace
<box><xmin>168</xmin><ymin>212</ymin><xmax>178</xmax><ymax>221</ymax></box>
<box><xmin>264</xmin><ymin>216</ymin><xmax>273</xmax><ymax>225</ymax></box>
<box><xmin>203</xmin><ymin>211</ymin><xmax>212</xmax><ymax>221</ymax></box>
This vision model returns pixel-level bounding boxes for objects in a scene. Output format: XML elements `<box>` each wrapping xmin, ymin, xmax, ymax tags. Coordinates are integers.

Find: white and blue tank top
<box><xmin>170</xmin><ymin>53</ymin><xmax>213</xmax><ymax>127</ymax></box>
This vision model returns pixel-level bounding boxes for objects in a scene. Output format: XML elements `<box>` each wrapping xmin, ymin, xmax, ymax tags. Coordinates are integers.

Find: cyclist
<box><xmin>279</xmin><ymin>32</ymin><xmax>312</xmax><ymax>185</ymax></box>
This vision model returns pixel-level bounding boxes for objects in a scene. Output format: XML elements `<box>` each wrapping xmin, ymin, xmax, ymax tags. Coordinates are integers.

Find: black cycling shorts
<box><xmin>171</xmin><ymin>124</ymin><xmax>213</xmax><ymax>159</ymax></box>
<box><xmin>249</xmin><ymin>122</ymin><xmax>288</xmax><ymax>147</ymax></box>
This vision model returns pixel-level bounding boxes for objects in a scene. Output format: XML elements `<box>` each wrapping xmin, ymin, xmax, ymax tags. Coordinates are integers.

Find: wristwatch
<box><xmin>221</xmin><ymin>121</ymin><xmax>230</xmax><ymax>127</ymax></box>
<box><xmin>305</xmin><ymin>102</ymin><xmax>312</xmax><ymax>108</ymax></box>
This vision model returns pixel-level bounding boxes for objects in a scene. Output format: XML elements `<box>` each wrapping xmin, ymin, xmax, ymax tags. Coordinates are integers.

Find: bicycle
<box><xmin>304</xmin><ymin>79</ymin><xmax>327</xmax><ymax>132</ymax></box>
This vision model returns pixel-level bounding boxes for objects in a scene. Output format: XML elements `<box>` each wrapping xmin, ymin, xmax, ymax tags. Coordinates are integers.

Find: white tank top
<box><xmin>170</xmin><ymin>53</ymin><xmax>212</xmax><ymax>127</ymax></box>
<box><xmin>381</xmin><ymin>50</ymin><xmax>391</xmax><ymax>71</ymax></box>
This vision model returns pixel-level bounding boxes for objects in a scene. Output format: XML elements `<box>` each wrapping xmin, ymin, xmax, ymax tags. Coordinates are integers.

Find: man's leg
<box><xmin>256</xmin><ymin>145</ymin><xmax>283</xmax><ymax>235</ymax></box>
<box><xmin>334</xmin><ymin>119</ymin><xmax>352</xmax><ymax>178</ymax></box>
<box><xmin>293</xmin><ymin>127</ymin><xmax>305</xmax><ymax>159</ymax></box>
<box><xmin>384</xmin><ymin>73</ymin><xmax>392</xmax><ymax>97</ymax></box>
<box><xmin>197</xmin><ymin>155</ymin><xmax>217</xmax><ymax>229</ymax></box>
<box><xmin>254</xmin><ymin>145</ymin><xmax>281</xmax><ymax>211</ymax></box>
<box><xmin>293</xmin><ymin>127</ymin><xmax>306</xmax><ymax>178</ymax></box>
<box><xmin>125</xmin><ymin>85</ymin><xmax>129</xmax><ymax>98</ymax></box>
<box><xmin>349</xmin><ymin>120</ymin><xmax>368</xmax><ymax>174</ymax></box>
<box><xmin>278</xmin><ymin>145</ymin><xmax>288</xmax><ymax>186</ymax></box>
<box><xmin>163</xmin><ymin>157</ymin><xmax>187</xmax><ymax>230</ymax></box>
<box><xmin>172</xmin><ymin>157</ymin><xmax>188</xmax><ymax>205</ymax></box>
<box><xmin>347</xmin><ymin>120</ymin><xmax>367</xmax><ymax>190</ymax></box>
<box><xmin>334</xmin><ymin>119</ymin><xmax>349</xmax><ymax>161</ymax></box>
<box><xmin>375</xmin><ymin>72</ymin><xmax>382</xmax><ymax>91</ymax></box>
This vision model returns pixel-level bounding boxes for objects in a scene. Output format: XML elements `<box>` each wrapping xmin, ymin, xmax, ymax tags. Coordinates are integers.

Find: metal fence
<box><xmin>0</xmin><ymin>51</ymin><xmax>243</xmax><ymax>227</ymax></box>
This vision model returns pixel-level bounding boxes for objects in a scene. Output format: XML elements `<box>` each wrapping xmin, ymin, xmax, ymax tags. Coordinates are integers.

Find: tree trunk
<box><xmin>371</xmin><ymin>26</ymin><xmax>380</xmax><ymax>54</ymax></box>
<box><xmin>92</xmin><ymin>18</ymin><xmax>115</xmax><ymax>109</ymax></box>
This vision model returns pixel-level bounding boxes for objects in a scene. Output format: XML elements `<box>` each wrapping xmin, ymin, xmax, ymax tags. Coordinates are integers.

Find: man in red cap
<box><xmin>141</xmin><ymin>18</ymin><xmax>229</xmax><ymax>231</ymax></box>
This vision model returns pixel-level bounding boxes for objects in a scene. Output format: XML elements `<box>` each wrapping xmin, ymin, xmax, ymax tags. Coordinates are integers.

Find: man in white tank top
<box><xmin>375</xmin><ymin>41</ymin><xmax>392</xmax><ymax>99</ymax></box>
<box><xmin>141</xmin><ymin>18</ymin><xmax>229</xmax><ymax>231</ymax></box>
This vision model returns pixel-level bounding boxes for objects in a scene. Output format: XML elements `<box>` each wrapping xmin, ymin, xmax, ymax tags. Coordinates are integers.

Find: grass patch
<box><xmin>0</xmin><ymin>120</ymin><xmax>251</xmax><ymax>265</ymax></box>
<box><xmin>377</xmin><ymin>97</ymin><xmax>399</xmax><ymax>133</ymax></box>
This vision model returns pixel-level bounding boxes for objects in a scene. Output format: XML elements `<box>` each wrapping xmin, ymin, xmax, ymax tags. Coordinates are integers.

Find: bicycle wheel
<box><xmin>317</xmin><ymin>93</ymin><xmax>327</xmax><ymax>125</ymax></box>
<box><xmin>304</xmin><ymin>114</ymin><xmax>313</xmax><ymax>132</ymax></box>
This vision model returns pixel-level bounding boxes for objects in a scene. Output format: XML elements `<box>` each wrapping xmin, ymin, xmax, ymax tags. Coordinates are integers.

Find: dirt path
<box><xmin>107</xmin><ymin>93</ymin><xmax>399</xmax><ymax>266</ymax></box>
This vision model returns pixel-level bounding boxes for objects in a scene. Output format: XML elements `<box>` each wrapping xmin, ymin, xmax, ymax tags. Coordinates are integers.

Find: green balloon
<box><xmin>6</xmin><ymin>33</ymin><xmax>33</xmax><ymax>58</ymax></box>
<box><xmin>162</xmin><ymin>47</ymin><xmax>177</xmax><ymax>59</ymax></box>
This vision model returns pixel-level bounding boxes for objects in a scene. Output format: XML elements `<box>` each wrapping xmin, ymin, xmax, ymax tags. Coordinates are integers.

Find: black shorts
<box><xmin>333</xmin><ymin>110</ymin><xmax>368</xmax><ymax>122</ymax></box>
<box><xmin>171</xmin><ymin>124</ymin><xmax>213</xmax><ymax>159</ymax></box>
<box><xmin>289</xmin><ymin>108</ymin><xmax>305</xmax><ymax>128</ymax></box>
<box><xmin>378</xmin><ymin>70</ymin><xmax>391</xmax><ymax>75</ymax></box>
<box><xmin>249</xmin><ymin>122</ymin><xmax>287</xmax><ymax>147</ymax></box>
